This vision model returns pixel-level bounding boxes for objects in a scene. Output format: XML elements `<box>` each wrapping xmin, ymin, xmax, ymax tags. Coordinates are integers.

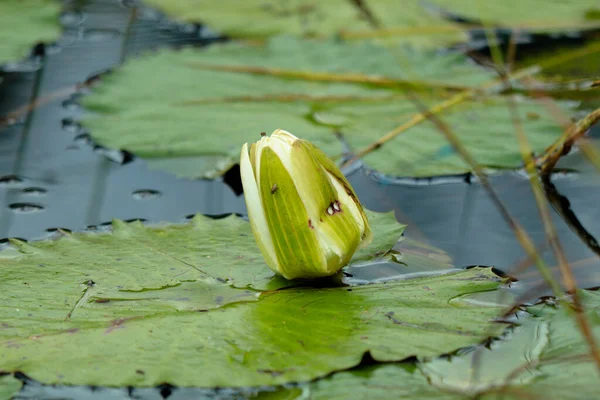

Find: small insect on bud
<box><xmin>240</xmin><ymin>129</ymin><xmax>372</xmax><ymax>280</ymax></box>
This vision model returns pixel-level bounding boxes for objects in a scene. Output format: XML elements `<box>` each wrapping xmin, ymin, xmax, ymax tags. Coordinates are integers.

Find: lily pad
<box><xmin>2</xmin><ymin>210</ymin><xmax>402</xmax><ymax>294</ymax></box>
<box><xmin>518</xmin><ymin>39</ymin><xmax>600</xmax><ymax>84</ymax></box>
<box><xmin>288</xmin><ymin>290</ymin><xmax>600</xmax><ymax>400</ymax></box>
<box><xmin>82</xmin><ymin>37</ymin><xmax>572</xmax><ymax>179</ymax></box>
<box><xmin>143</xmin><ymin>0</ymin><xmax>466</xmax><ymax>48</ymax></box>
<box><xmin>0</xmin><ymin>210</ymin><xmax>506</xmax><ymax>387</ymax></box>
<box><xmin>0</xmin><ymin>0</ymin><xmax>62</xmax><ymax>65</ymax></box>
<box><xmin>418</xmin><ymin>290</ymin><xmax>600</xmax><ymax>399</ymax></box>
<box><xmin>298</xmin><ymin>363</ymin><xmax>463</xmax><ymax>400</ymax></box>
<box><xmin>429</xmin><ymin>0</ymin><xmax>600</xmax><ymax>32</ymax></box>
<box><xmin>420</xmin><ymin>319</ymin><xmax>549</xmax><ymax>395</ymax></box>
<box><xmin>0</xmin><ymin>375</ymin><xmax>21</xmax><ymax>400</ymax></box>
<box><xmin>142</xmin><ymin>0</ymin><xmax>600</xmax><ymax>46</ymax></box>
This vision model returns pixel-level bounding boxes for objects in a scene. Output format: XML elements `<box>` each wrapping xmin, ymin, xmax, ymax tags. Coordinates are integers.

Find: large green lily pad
<box><xmin>0</xmin><ymin>0</ymin><xmax>62</xmax><ymax>65</ymax></box>
<box><xmin>265</xmin><ymin>290</ymin><xmax>600</xmax><ymax>399</ymax></box>
<box><xmin>142</xmin><ymin>0</ymin><xmax>599</xmax><ymax>47</ymax></box>
<box><xmin>416</xmin><ymin>290</ymin><xmax>600</xmax><ymax>399</ymax></box>
<box><xmin>2</xmin><ymin>210</ymin><xmax>402</xmax><ymax>294</ymax></box>
<box><xmin>0</xmin><ymin>211</ymin><xmax>506</xmax><ymax>387</ymax></box>
<box><xmin>143</xmin><ymin>0</ymin><xmax>466</xmax><ymax>48</ymax></box>
<box><xmin>82</xmin><ymin>37</ymin><xmax>571</xmax><ymax>179</ymax></box>
<box><xmin>419</xmin><ymin>319</ymin><xmax>549</xmax><ymax>396</ymax></box>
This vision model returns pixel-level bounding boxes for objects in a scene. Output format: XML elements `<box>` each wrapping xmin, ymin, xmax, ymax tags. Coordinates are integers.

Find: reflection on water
<box><xmin>0</xmin><ymin>0</ymin><xmax>243</xmax><ymax>242</ymax></box>
<box><xmin>347</xmin><ymin>140</ymin><xmax>600</xmax><ymax>300</ymax></box>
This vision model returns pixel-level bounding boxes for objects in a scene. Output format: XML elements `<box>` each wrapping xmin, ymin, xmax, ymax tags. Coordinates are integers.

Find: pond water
<box><xmin>1</xmin><ymin>0</ymin><xmax>600</xmax><ymax>398</ymax></box>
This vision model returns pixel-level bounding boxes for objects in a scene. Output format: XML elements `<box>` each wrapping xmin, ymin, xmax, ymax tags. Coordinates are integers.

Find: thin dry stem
<box><xmin>506</xmin><ymin>94</ymin><xmax>600</xmax><ymax>372</ymax></box>
<box><xmin>176</xmin><ymin>93</ymin><xmax>402</xmax><ymax>105</ymax></box>
<box><xmin>496</xmin><ymin>353</ymin><xmax>593</xmax><ymax>399</ymax></box>
<box><xmin>347</xmin><ymin>40</ymin><xmax>600</xmax><ymax>167</ymax></box>
<box><xmin>349</xmin><ymin>0</ymin><xmax>380</xmax><ymax>28</ymax></box>
<box><xmin>489</xmin><ymin>18</ymin><xmax>600</xmax><ymax>370</ymax></box>
<box><xmin>403</xmin><ymin>91</ymin><xmax>556</xmax><ymax>295</ymax></box>
<box><xmin>579</xmin><ymin>139</ymin><xmax>600</xmax><ymax>171</ymax></box>
<box><xmin>187</xmin><ymin>63</ymin><xmax>475</xmax><ymax>92</ymax></box>
<box><xmin>543</xmin><ymin>178</ymin><xmax>600</xmax><ymax>259</ymax></box>
<box><xmin>506</xmin><ymin>97</ymin><xmax>564</xmax><ymax>294</ymax></box>
<box><xmin>505</xmin><ymin>29</ymin><xmax>520</xmax><ymax>73</ymax></box>
<box><xmin>341</xmin><ymin>66</ymin><xmax>539</xmax><ymax>168</ymax></box>
<box><xmin>340</xmin><ymin>20</ymin><xmax>600</xmax><ymax>40</ymax></box>
<box><xmin>0</xmin><ymin>85</ymin><xmax>77</xmax><ymax>130</ymax></box>
<box><xmin>539</xmin><ymin>107</ymin><xmax>600</xmax><ymax>175</ymax></box>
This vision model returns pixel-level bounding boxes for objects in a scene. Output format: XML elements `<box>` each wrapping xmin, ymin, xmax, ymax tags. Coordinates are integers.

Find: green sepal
<box><xmin>303</xmin><ymin>141</ymin><xmax>372</xmax><ymax>244</ymax></box>
<box><xmin>259</xmin><ymin>147</ymin><xmax>327</xmax><ymax>279</ymax></box>
<box><xmin>291</xmin><ymin>140</ymin><xmax>361</xmax><ymax>271</ymax></box>
<box><xmin>289</xmin><ymin>139</ymin><xmax>338</xmax><ymax>220</ymax></box>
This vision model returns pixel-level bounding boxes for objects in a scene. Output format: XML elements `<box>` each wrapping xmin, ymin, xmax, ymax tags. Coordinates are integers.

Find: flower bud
<box><xmin>240</xmin><ymin>129</ymin><xmax>372</xmax><ymax>280</ymax></box>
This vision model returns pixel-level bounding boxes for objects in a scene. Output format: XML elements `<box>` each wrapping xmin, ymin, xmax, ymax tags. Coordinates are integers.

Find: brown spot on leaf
<box><xmin>105</xmin><ymin>318</ymin><xmax>128</xmax><ymax>334</ymax></box>
<box><xmin>308</xmin><ymin>219</ymin><xmax>314</xmax><ymax>229</ymax></box>
<box><xmin>271</xmin><ymin>184</ymin><xmax>278</xmax><ymax>194</ymax></box>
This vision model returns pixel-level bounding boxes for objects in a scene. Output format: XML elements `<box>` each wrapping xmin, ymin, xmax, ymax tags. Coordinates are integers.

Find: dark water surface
<box><xmin>0</xmin><ymin>0</ymin><xmax>243</xmax><ymax>242</ymax></box>
<box><xmin>347</xmin><ymin>154</ymin><xmax>600</xmax><ymax>300</ymax></box>
<box><xmin>1</xmin><ymin>0</ymin><xmax>600</xmax><ymax>398</ymax></box>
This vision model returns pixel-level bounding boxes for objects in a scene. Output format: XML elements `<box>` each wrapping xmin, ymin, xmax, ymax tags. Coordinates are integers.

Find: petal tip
<box><xmin>272</xmin><ymin>129</ymin><xmax>299</xmax><ymax>143</ymax></box>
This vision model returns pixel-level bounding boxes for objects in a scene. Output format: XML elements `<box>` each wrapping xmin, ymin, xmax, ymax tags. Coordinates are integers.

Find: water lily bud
<box><xmin>240</xmin><ymin>129</ymin><xmax>372</xmax><ymax>280</ymax></box>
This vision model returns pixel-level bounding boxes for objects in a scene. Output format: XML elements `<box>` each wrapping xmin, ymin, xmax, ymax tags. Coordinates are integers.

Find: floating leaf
<box><xmin>298</xmin><ymin>363</ymin><xmax>462</xmax><ymax>400</ymax></box>
<box><xmin>82</xmin><ymin>37</ymin><xmax>572</xmax><ymax>179</ymax></box>
<box><xmin>418</xmin><ymin>290</ymin><xmax>600</xmax><ymax>398</ymax></box>
<box><xmin>420</xmin><ymin>320</ymin><xmax>549</xmax><ymax>395</ymax></box>
<box><xmin>0</xmin><ymin>0</ymin><xmax>62</xmax><ymax>65</ymax></box>
<box><xmin>281</xmin><ymin>290</ymin><xmax>600</xmax><ymax>400</ymax></box>
<box><xmin>143</xmin><ymin>0</ymin><xmax>466</xmax><ymax>48</ymax></box>
<box><xmin>143</xmin><ymin>0</ymin><xmax>599</xmax><ymax>47</ymax></box>
<box><xmin>0</xmin><ymin>211</ymin><xmax>503</xmax><ymax>387</ymax></box>
<box><xmin>1</xmin><ymin>210</ymin><xmax>401</xmax><ymax>294</ymax></box>
<box><xmin>428</xmin><ymin>0</ymin><xmax>600</xmax><ymax>32</ymax></box>
<box><xmin>518</xmin><ymin>39</ymin><xmax>600</xmax><ymax>85</ymax></box>
<box><xmin>512</xmin><ymin>290</ymin><xmax>600</xmax><ymax>399</ymax></box>
<box><xmin>0</xmin><ymin>375</ymin><xmax>21</xmax><ymax>400</ymax></box>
